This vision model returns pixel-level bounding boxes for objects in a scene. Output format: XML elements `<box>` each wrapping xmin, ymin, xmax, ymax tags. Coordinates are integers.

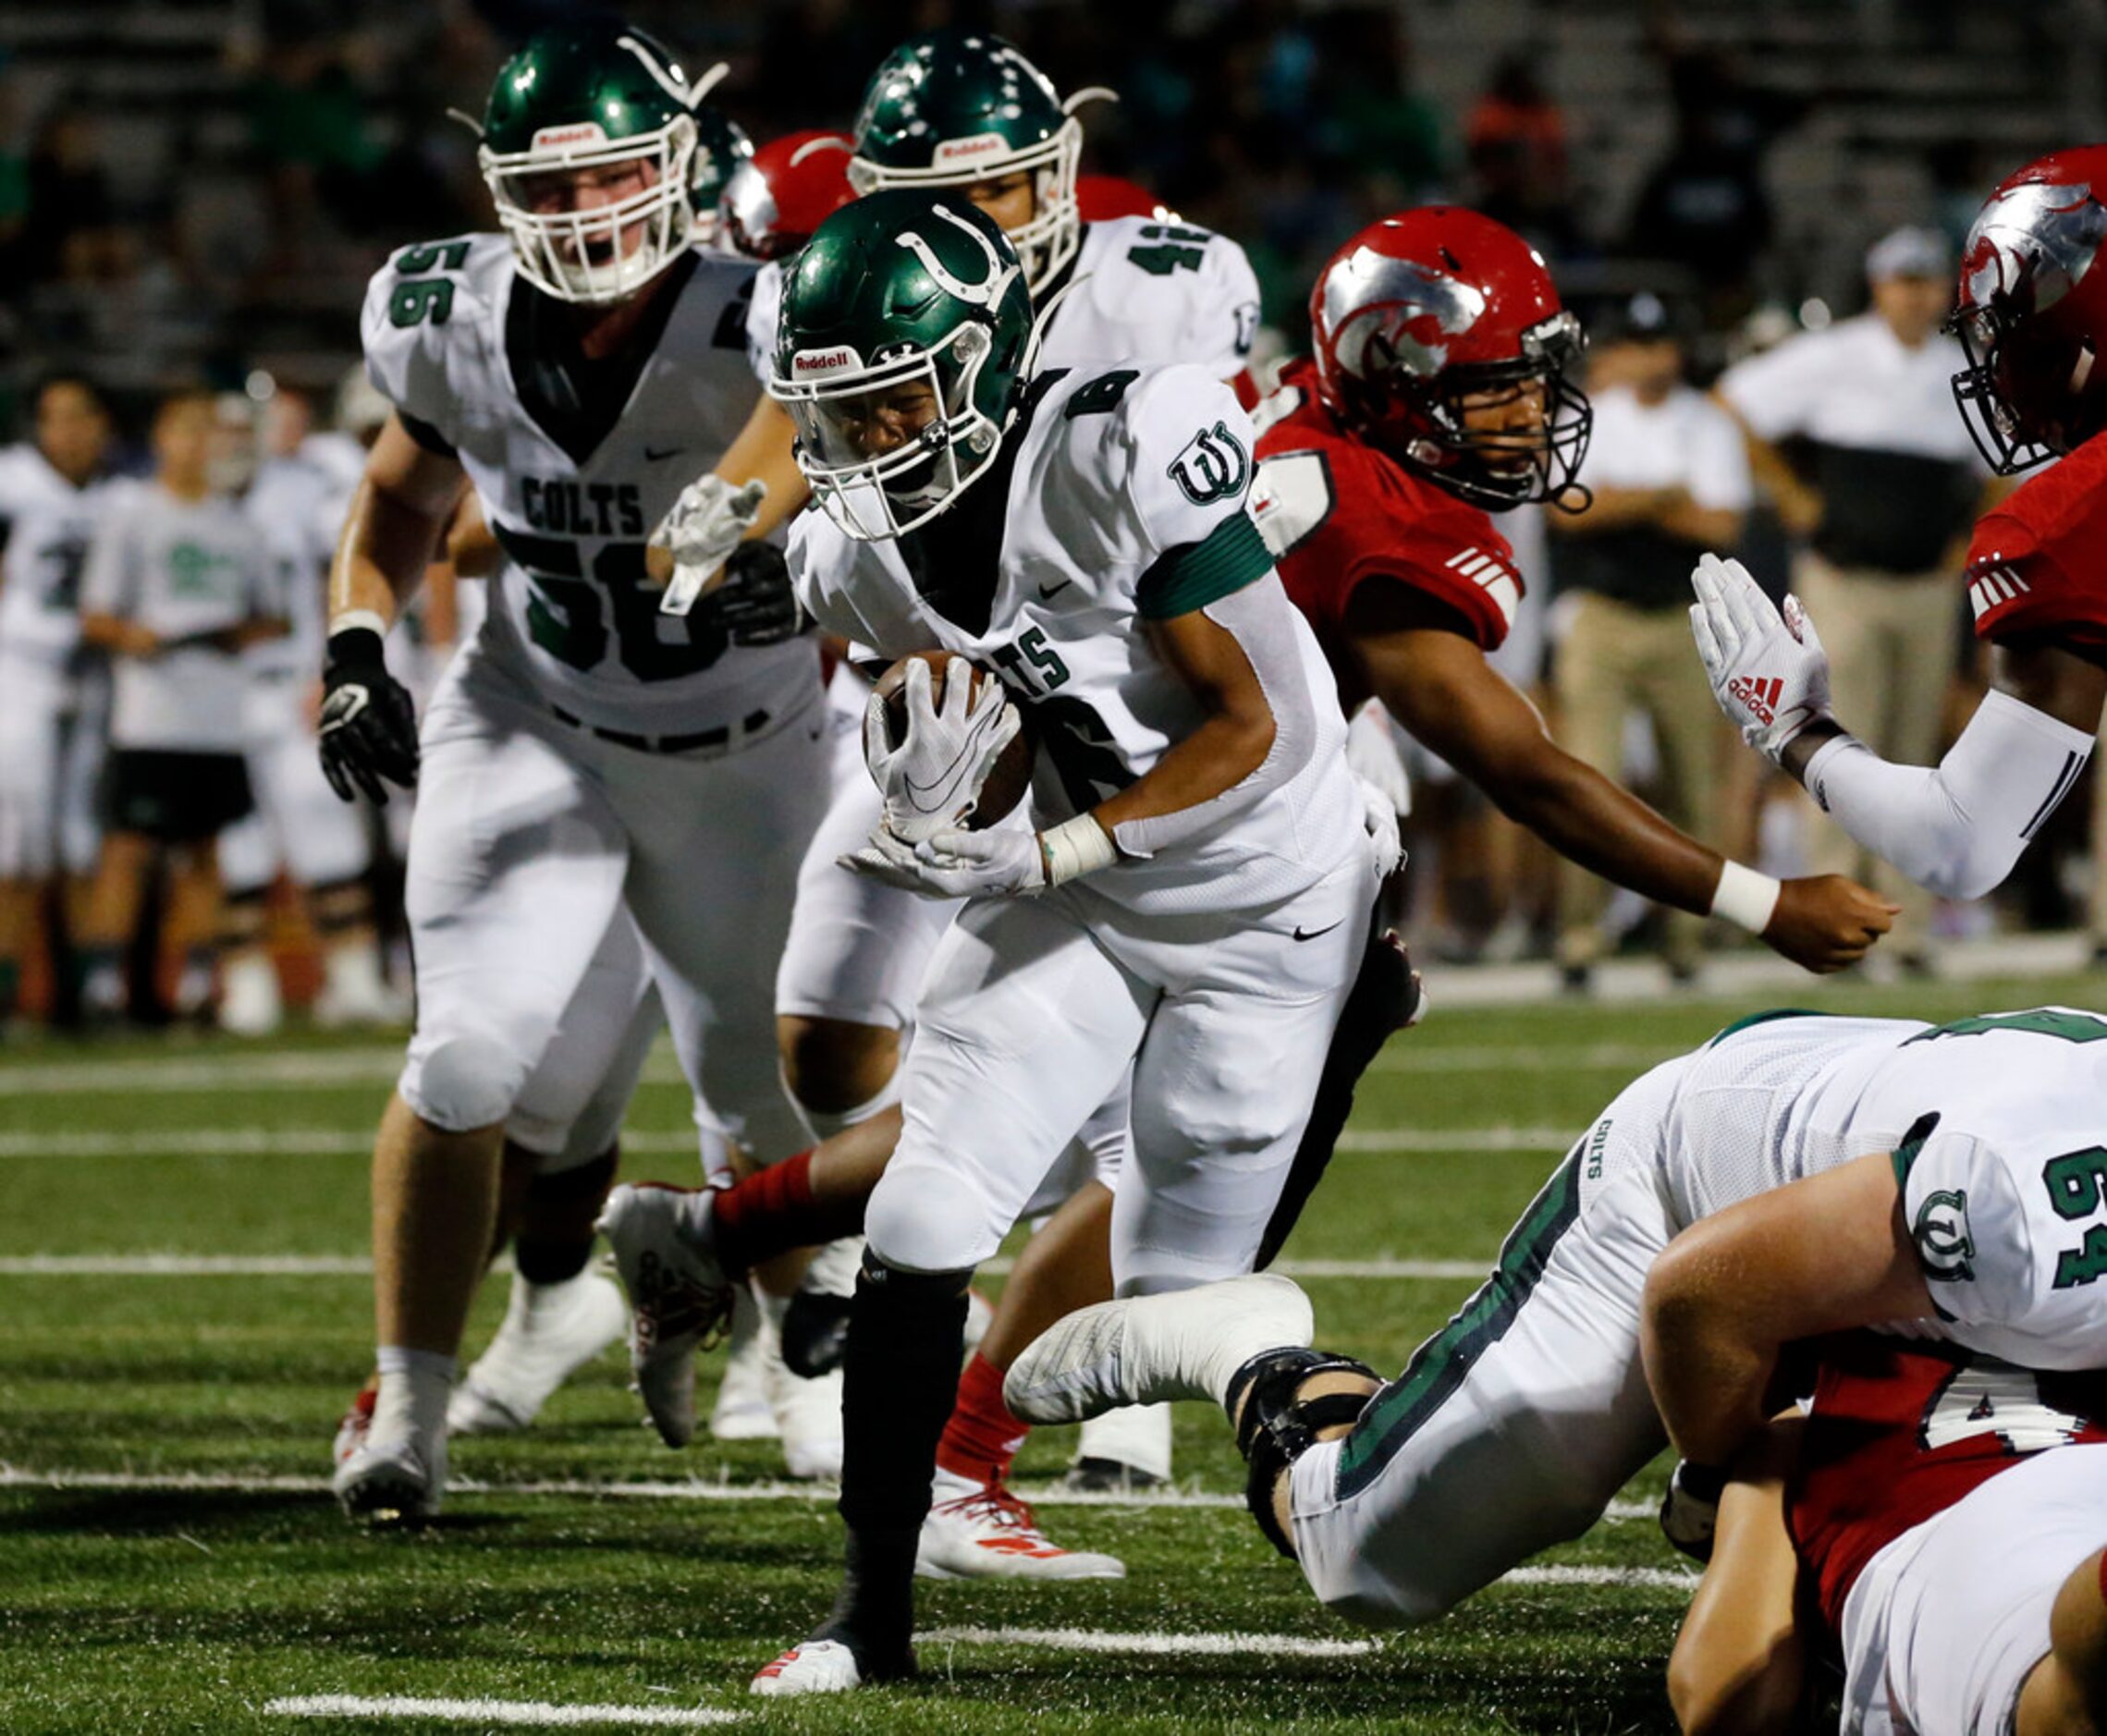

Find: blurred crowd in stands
<box><xmin>0</xmin><ymin>0</ymin><xmax>2098</xmax><ymax>1032</ymax></box>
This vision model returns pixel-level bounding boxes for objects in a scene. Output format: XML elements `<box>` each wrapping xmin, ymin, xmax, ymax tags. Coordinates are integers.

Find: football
<box><xmin>870</xmin><ymin>649</ymin><xmax>1035</xmax><ymax>830</ymax></box>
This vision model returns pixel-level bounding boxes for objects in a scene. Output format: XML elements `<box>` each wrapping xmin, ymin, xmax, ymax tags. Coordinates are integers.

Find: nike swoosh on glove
<box><xmin>654</xmin><ymin>475</ymin><xmax>768</xmax><ymax>616</ymax></box>
<box><xmin>1688</xmin><ymin>552</ymin><xmax>1832</xmax><ymax>764</ymax></box>
<box><xmin>863</xmin><ymin>656</ymin><xmax>1021</xmax><ymax>844</ymax></box>
<box><xmin>317</xmin><ymin>627</ymin><xmax>419</xmax><ymax>804</ymax></box>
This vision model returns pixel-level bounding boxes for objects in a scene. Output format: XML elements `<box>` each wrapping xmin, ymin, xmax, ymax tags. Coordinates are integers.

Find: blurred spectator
<box><xmin>1466</xmin><ymin>51</ymin><xmax>1576</xmax><ymax>255</ymax></box>
<box><xmin>74</xmin><ymin>388</ymin><xmax>285</xmax><ymax>1023</ymax></box>
<box><xmin>1712</xmin><ymin>226</ymin><xmax>1992</xmax><ymax>970</ymax></box>
<box><xmin>18</xmin><ymin>109</ymin><xmax>129</xmax><ymax>288</ymax></box>
<box><xmin>1624</xmin><ymin>44</ymin><xmax>1803</xmax><ymax>325</ymax></box>
<box><xmin>1548</xmin><ymin>291</ymin><xmax>1751</xmax><ymax>987</ymax></box>
<box><xmin>0</xmin><ymin>372</ymin><xmax>121</xmax><ymax>1027</ymax></box>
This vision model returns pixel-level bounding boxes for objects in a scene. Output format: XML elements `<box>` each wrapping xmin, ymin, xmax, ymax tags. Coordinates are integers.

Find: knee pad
<box><xmin>1229</xmin><ymin>1347</ymin><xmax>1379</xmax><ymax>1559</ymax></box>
<box><xmin>401</xmin><ymin>1032</ymin><xmax>521</xmax><ymax>1131</ymax></box>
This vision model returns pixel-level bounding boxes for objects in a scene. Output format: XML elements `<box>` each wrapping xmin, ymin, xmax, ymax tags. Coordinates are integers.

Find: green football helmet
<box><xmin>477</xmin><ymin>23</ymin><xmax>724</xmax><ymax>303</ymax></box>
<box><xmin>771</xmin><ymin>189</ymin><xmax>1035</xmax><ymax>540</ymax></box>
<box><xmin>689</xmin><ymin>104</ymin><xmax>753</xmax><ymax>251</ymax></box>
<box><xmin>849</xmin><ymin>30</ymin><xmax>1090</xmax><ymax>295</ymax></box>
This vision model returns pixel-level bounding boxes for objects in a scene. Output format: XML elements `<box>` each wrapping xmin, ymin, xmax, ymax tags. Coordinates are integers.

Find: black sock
<box><xmin>514</xmin><ymin>1150</ymin><xmax>618</xmax><ymax>1284</ymax></box>
<box><xmin>815</xmin><ymin>1254</ymin><xmax>969</xmax><ymax>1665</ymax></box>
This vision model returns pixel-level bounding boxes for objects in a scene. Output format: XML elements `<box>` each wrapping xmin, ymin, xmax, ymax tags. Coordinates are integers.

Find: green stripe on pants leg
<box><xmin>1335</xmin><ymin>1147</ymin><xmax>1586</xmax><ymax>1499</ymax></box>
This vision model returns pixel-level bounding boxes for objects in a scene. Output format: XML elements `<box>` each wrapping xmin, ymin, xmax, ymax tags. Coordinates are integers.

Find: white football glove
<box><xmin>841</xmin><ymin>825</ymin><xmax>1047</xmax><ymax>900</ymax></box>
<box><xmin>1688</xmin><ymin>552</ymin><xmax>1832</xmax><ymax>764</ymax></box>
<box><xmin>653</xmin><ymin>475</ymin><xmax>768</xmax><ymax>616</ymax></box>
<box><xmin>863</xmin><ymin>656</ymin><xmax>1022</xmax><ymax>844</ymax></box>
<box><xmin>1354</xmin><ymin>773</ymin><xmax>1405</xmax><ymax>880</ymax></box>
<box><xmin>1345</xmin><ymin>698</ymin><xmax>1413</xmax><ymax>819</ymax></box>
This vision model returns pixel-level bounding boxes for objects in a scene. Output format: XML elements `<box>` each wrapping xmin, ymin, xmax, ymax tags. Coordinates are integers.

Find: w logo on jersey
<box><xmin>1168</xmin><ymin>422</ymin><xmax>1250</xmax><ymax>505</ymax></box>
<box><xmin>1727</xmin><ymin>673</ymin><xmax>1784</xmax><ymax>726</ymax></box>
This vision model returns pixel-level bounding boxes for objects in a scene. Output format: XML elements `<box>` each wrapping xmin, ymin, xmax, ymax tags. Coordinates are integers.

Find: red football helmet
<box><xmin>1076</xmin><ymin>174</ymin><xmax>1172</xmax><ymax>224</ymax></box>
<box><xmin>1951</xmin><ymin>147</ymin><xmax>2107</xmax><ymax>473</ymax></box>
<box><xmin>1308</xmin><ymin>207</ymin><xmax>1590</xmax><ymax>510</ymax></box>
<box><xmin>719</xmin><ymin>129</ymin><xmax>856</xmax><ymax>262</ymax></box>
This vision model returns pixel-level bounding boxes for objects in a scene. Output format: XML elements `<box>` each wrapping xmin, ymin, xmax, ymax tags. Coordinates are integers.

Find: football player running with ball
<box><xmin>603</xmin><ymin>190</ymin><xmax>1377</xmax><ymax>1694</ymax></box>
<box><xmin>323</xmin><ymin>22</ymin><xmax>828</xmax><ymax>1522</ymax></box>
<box><xmin>1251</xmin><ymin>208</ymin><xmax>1894</xmax><ymax>976</ymax></box>
<box><xmin>1690</xmin><ymin>149</ymin><xmax>2107</xmax><ymax>903</ymax></box>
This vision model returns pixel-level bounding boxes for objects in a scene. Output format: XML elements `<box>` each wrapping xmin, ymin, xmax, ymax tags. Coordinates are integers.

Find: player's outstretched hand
<box><xmin>318</xmin><ymin>626</ymin><xmax>419</xmax><ymax>804</ymax></box>
<box><xmin>840</xmin><ymin>825</ymin><xmax>1047</xmax><ymax>899</ymax></box>
<box><xmin>653</xmin><ymin>475</ymin><xmax>768</xmax><ymax>616</ymax></box>
<box><xmin>1763</xmin><ymin>874</ymin><xmax>1899</xmax><ymax>972</ymax></box>
<box><xmin>1688</xmin><ymin>553</ymin><xmax>1833</xmax><ymax>764</ymax></box>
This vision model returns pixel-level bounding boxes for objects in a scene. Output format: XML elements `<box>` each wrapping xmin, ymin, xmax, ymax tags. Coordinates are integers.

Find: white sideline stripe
<box><xmin>0</xmin><ymin>1253</ymin><xmax>1495</xmax><ymax>1280</ymax></box>
<box><xmin>1505</xmin><ymin>1565</ymin><xmax>1697</xmax><ymax>1590</ymax></box>
<box><xmin>0</xmin><ymin>1040</ymin><xmax>1663</xmax><ymax>1095</ymax></box>
<box><xmin>0</xmin><ymin>1467</ymin><xmax>1658</xmax><ymax>1526</ymax></box>
<box><xmin>0</xmin><ymin>1125</ymin><xmax>1575</xmax><ymax>1161</ymax></box>
<box><xmin>265</xmin><ymin>1696</ymin><xmax>740</xmax><ymax>1728</ymax></box>
<box><xmin>920</xmin><ymin>1625</ymin><xmax>1379</xmax><ymax>1658</ymax></box>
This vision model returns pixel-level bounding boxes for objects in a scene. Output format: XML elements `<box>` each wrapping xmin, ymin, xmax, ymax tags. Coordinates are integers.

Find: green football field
<box><xmin>4</xmin><ymin>965</ymin><xmax>2101</xmax><ymax>1734</ymax></box>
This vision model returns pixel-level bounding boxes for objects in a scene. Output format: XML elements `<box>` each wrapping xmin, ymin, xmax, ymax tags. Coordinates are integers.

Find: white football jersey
<box><xmin>790</xmin><ymin>362</ymin><xmax>1358</xmax><ymax>918</ymax></box>
<box><xmin>361</xmin><ymin>233</ymin><xmax>812</xmax><ymax>734</ymax></box>
<box><xmin>0</xmin><ymin>446</ymin><xmax>126</xmax><ymax>667</ymax></box>
<box><xmin>243</xmin><ymin>436</ymin><xmax>359</xmax><ymax>678</ymax></box>
<box><xmin>1637</xmin><ymin>1008</ymin><xmax>2107</xmax><ymax>1370</ymax></box>
<box><xmin>746</xmin><ymin>214</ymin><xmax>1260</xmax><ymax>387</ymax></box>
<box><xmin>79</xmin><ymin>482</ymin><xmax>278</xmax><ymax>752</ymax></box>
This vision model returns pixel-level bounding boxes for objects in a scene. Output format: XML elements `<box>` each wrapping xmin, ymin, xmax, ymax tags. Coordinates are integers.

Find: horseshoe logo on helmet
<box><xmin>896</xmin><ymin>203</ymin><xmax>1021</xmax><ymax>312</ymax></box>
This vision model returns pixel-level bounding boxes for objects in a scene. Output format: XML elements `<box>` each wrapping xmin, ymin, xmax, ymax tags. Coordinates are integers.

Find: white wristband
<box><xmin>328</xmin><ymin>608</ymin><xmax>390</xmax><ymax>641</ymax></box>
<box><xmin>1709</xmin><ymin>859</ymin><xmax>1782</xmax><ymax>935</ymax></box>
<box><xmin>1037</xmin><ymin>814</ymin><xmax>1118</xmax><ymax>886</ymax></box>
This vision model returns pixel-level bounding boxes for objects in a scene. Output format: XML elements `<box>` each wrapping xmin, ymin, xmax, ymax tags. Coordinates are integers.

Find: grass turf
<box><xmin>2</xmin><ymin>968</ymin><xmax>2101</xmax><ymax>1733</ymax></box>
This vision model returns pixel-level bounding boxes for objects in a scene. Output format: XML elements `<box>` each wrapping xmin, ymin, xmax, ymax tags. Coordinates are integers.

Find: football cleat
<box><xmin>916</xmin><ymin>1471</ymin><xmax>1125</xmax><ymax>1580</ymax></box>
<box><xmin>447</xmin><ymin>1269</ymin><xmax>628</xmax><ymax>1435</ymax></box>
<box><xmin>596</xmin><ymin>1183</ymin><xmax>736</xmax><ymax>1448</ymax></box>
<box><xmin>334</xmin><ymin>1426</ymin><xmax>445</xmax><ymax>1524</ymax></box>
<box><xmin>1068</xmin><ymin>1401</ymin><xmax>1173</xmax><ymax>1490</ymax></box>
<box><xmin>1063</xmin><ymin>1455</ymin><xmax>1168</xmax><ymax>1495</ymax></box>
<box><xmin>1005</xmin><ymin>1273</ymin><xmax>1315</xmax><ymax>1425</ymax></box>
<box><xmin>331</xmin><ymin>1380</ymin><xmax>377</xmax><ymax>1469</ymax></box>
<box><xmin>216</xmin><ymin>952</ymin><xmax>283</xmax><ymax>1036</ymax></box>
<box><xmin>765</xmin><ymin>1351</ymin><xmax>844</xmax><ymax>1481</ymax></box>
<box><xmin>750</xmin><ymin>1637</ymin><xmax>909</xmax><ymax>1696</ymax></box>
<box><xmin>709</xmin><ymin>1289</ymin><xmax>780</xmax><ymax>1442</ymax></box>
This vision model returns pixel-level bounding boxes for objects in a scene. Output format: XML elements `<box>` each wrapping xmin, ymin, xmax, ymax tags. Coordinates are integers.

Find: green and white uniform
<box><xmin>359</xmin><ymin>230</ymin><xmax>828</xmax><ymax>1167</ymax></box>
<box><xmin>1290</xmin><ymin>1007</ymin><xmax>2107</xmax><ymax>1625</ymax></box>
<box><xmin>791</xmin><ymin>361</ymin><xmax>1371</xmax><ymax>1288</ymax></box>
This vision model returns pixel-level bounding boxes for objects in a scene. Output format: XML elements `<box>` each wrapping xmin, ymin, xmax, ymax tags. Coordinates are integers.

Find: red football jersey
<box><xmin>1252</xmin><ymin>360</ymin><xmax>1524</xmax><ymax>705</ymax></box>
<box><xmin>1788</xmin><ymin>1336</ymin><xmax>2107</xmax><ymax>1638</ymax></box>
<box><xmin>1965</xmin><ymin>430</ymin><xmax>2107</xmax><ymax>652</ymax></box>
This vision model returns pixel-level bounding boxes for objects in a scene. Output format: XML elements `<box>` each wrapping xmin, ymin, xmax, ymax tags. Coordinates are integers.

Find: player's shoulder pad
<box><xmin>745</xmin><ymin>259</ymin><xmax>785</xmax><ymax>387</ymax></box>
<box><xmin>359</xmin><ymin>232</ymin><xmax>508</xmax><ymax>435</ymax></box>
<box><xmin>0</xmin><ymin>443</ymin><xmax>37</xmax><ymax>510</ymax></box>
<box><xmin>785</xmin><ymin>501</ymin><xmax>866</xmax><ymax>643</ymax></box>
<box><xmin>1114</xmin><ymin>362</ymin><xmax>1256</xmax><ymax>510</ymax></box>
<box><xmin>1893</xmin><ymin>1111</ymin><xmax>2039</xmax><ymax>1326</ymax></box>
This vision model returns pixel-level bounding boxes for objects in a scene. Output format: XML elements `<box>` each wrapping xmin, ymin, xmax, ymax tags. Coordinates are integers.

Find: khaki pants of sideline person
<box><xmin>1793</xmin><ymin>552</ymin><xmax>1960</xmax><ymax>960</ymax></box>
<box><xmin>1553</xmin><ymin>592</ymin><xmax>1724</xmax><ymax>972</ymax></box>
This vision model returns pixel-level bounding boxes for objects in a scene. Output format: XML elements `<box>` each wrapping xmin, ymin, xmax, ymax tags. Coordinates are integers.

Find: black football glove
<box><xmin>318</xmin><ymin>626</ymin><xmax>420</xmax><ymax>804</ymax></box>
<box><xmin>708</xmin><ymin>542</ymin><xmax>806</xmax><ymax>647</ymax></box>
<box><xmin>1659</xmin><ymin>1460</ymin><xmax>1727</xmax><ymax>1563</ymax></box>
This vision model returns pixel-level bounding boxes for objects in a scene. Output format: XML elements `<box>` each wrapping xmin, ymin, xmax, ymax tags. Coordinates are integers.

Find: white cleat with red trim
<box><xmin>750</xmin><ymin>1638</ymin><xmax>881</xmax><ymax>1697</ymax></box>
<box><xmin>596</xmin><ymin>1183</ymin><xmax>736</xmax><ymax>1448</ymax></box>
<box><xmin>914</xmin><ymin>1469</ymin><xmax>1126</xmax><ymax>1580</ymax></box>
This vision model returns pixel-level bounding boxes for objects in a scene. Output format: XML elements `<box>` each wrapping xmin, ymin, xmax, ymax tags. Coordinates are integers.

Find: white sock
<box><xmin>373</xmin><ymin>1345</ymin><xmax>456</xmax><ymax>1445</ymax></box>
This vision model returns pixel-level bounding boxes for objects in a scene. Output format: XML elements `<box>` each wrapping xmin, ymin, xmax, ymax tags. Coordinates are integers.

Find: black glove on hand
<box><xmin>709</xmin><ymin>543</ymin><xmax>805</xmax><ymax>647</ymax></box>
<box><xmin>318</xmin><ymin>626</ymin><xmax>420</xmax><ymax>804</ymax></box>
<box><xmin>1659</xmin><ymin>1460</ymin><xmax>1727</xmax><ymax>1563</ymax></box>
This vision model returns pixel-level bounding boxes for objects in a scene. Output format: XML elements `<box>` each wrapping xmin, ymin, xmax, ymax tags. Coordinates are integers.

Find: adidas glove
<box><xmin>317</xmin><ymin>626</ymin><xmax>419</xmax><ymax>804</ymax></box>
<box><xmin>1688</xmin><ymin>553</ymin><xmax>1832</xmax><ymax>764</ymax></box>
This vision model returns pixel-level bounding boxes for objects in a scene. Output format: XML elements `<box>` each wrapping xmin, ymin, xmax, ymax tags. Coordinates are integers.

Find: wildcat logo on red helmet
<box><xmin>1319</xmin><ymin>249</ymin><xmax>1488</xmax><ymax>382</ymax></box>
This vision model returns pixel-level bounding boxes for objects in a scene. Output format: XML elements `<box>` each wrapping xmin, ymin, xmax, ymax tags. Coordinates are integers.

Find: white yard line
<box><xmin>0</xmin><ymin>1467</ymin><xmax>1660</xmax><ymax>1525</ymax></box>
<box><xmin>0</xmin><ymin>1252</ymin><xmax>1494</xmax><ymax>1279</ymax></box>
<box><xmin>0</xmin><ymin>1123</ymin><xmax>1576</xmax><ymax>1161</ymax></box>
<box><xmin>264</xmin><ymin>1696</ymin><xmax>741</xmax><ymax>1728</ymax></box>
<box><xmin>919</xmin><ymin>1625</ymin><xmax>1380</xmax><ymax>1658</ymax></box>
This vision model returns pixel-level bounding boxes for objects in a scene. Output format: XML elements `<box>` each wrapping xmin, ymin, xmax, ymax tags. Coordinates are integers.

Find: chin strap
<box><xmin>1226</xmin><ymin>1348</ymin><xmax>1379</xmax><ymax>1559</ymax></box>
